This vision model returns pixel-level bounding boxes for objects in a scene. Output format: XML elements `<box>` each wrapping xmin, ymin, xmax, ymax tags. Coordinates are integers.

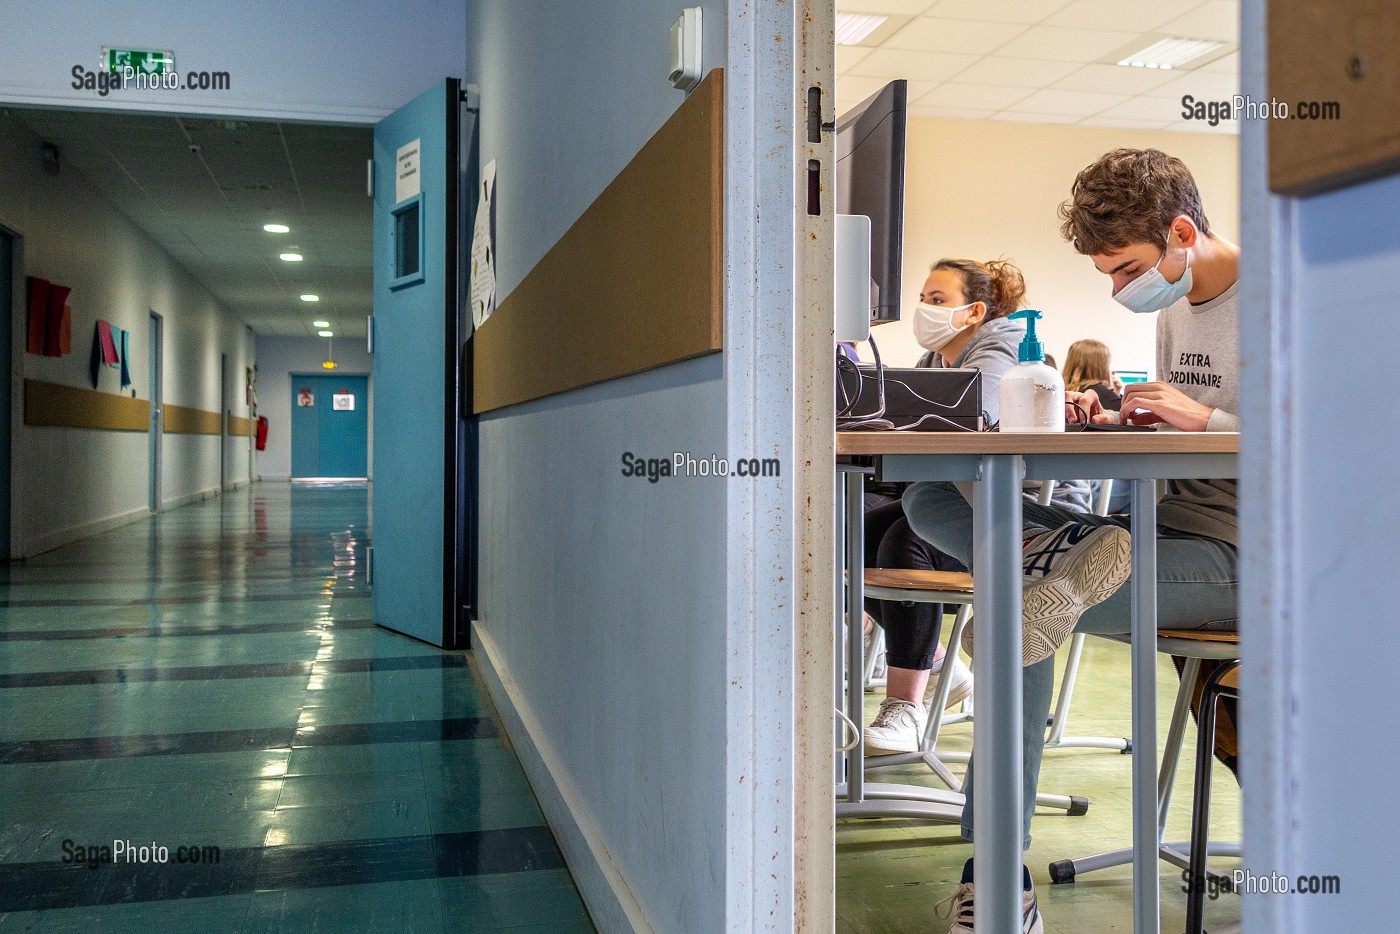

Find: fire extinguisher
<box><xmin>255</xmin><ymin>416</ymin><xmax>269</xmax><ymax>451</ymax></box>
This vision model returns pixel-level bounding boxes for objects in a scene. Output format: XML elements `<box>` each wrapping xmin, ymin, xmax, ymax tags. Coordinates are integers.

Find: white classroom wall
<box><xmin>861</xmin><ymin>116</ymin><xmax>1239</xmax><ymax>377</ymax></box>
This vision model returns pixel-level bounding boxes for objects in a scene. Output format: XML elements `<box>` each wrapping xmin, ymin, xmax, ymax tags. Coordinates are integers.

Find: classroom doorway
<box><xmin>147</xmin><ymin>311</ymin><xmax>163</xmax><ymax>512</ymax></box>
<box><xmin>0</xmin><ymin>227</ymin><xmax>13</xmax><ymax>557</ymax></box>
<box><xmin>290</xmin><ymin>373</ymin><xmax>368</xmax><ymax>479</ymax></box>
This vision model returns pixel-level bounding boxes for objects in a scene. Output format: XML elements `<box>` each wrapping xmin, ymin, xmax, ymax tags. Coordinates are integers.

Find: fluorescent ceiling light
<box><xmin>312</xmin><ymin>320</ymin><xmax>330</xmax><ymax>328</ymax></box>
<box><xmin>262</xmin><ymin>223</ymin><xmax>289</xmax><ymax>233</ymax></box>
<box><xmin>317</xmin><ymin>330</ymin><xmax>334</xmax><ymax>337</ymax></box>
<box><xmin>280</xmin><ymin>253</ymin><xmax>303</xmax><ymax>262</ymax></box>
<box><xmin>1117</xmin><ymin>36</ymin><xmax>1226</xmax><ymax>70</ymax></box>
<box><xmin>300</xmin><ymin>294</ymin><xmax>319</xmax><ymax>302</ymax></box>
<box><xmin>835</xmin><ymin>12</ymin><xmax>887</xmax><ymax>46</ymax></box>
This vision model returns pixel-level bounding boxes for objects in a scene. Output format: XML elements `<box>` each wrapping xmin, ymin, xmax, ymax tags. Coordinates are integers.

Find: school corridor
<box><xmin>0</xmin><ymin>482</ymin><xmax>593</xmax><ymax>933</ymax></box>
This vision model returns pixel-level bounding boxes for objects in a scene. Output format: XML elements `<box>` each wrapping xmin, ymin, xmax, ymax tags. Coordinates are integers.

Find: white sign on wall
<box><xmin>333</xmin><ymin>393</ymin><xmax>355</xmax><ymax>411</ymax></box>
<box><xmin>396</xmin><ymin>138</ymin><xmax>421</xmax><ymax>204</ymax></box>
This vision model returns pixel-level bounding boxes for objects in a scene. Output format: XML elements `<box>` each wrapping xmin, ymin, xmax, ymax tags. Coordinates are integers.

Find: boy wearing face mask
<box><xmin>905</xmin><ymin>149</ymin><xmax>1240</xmax><ymax>933</ymax></box>
<box><xmin>863</xmin><ymin>258</ymin><xmax>1090</xmax><ymax>756</ymax></box>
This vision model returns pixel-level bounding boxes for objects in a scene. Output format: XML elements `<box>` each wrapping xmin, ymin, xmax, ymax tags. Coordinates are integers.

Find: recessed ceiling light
<box><xmin>300</xmin><ymin>294</ymin><xmax>319</xmax><ymax>302</ymax></box>
<box><xmin>280</xmin><ymin>253</ymin><xmax>303</xmax><ymax>262</ymax></box>
<box><xmin>1117</xmin><ymin>36</ymin><xmax>1227</xmax><ymax>70</ymax></box>
<box><xmin>312</xmin><ymin>320</ymin><xmax>330</xmax><ymax>328</ymax></box>
<box><xmin>263</xmin><ymin>223</ymin><xmax>289</xmax><ymax>233</ymax></box>
<box><xmin>317</xmin><ymin>330</ymin><xmax>334</xmax><ymax>338</ymax></box>
<box><xmin>835</xmin><ymin>12</ymin><xmax>887</xmax><ymax>46</ymax></box>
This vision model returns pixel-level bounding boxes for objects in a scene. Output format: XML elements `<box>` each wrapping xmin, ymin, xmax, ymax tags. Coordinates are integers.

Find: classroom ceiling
<box><xmin>835</xmin><ymin>0</ymin><xmax>1240</xmax><ymax>132</ymax></box>
<box><xmin>12</xmin><ymin>109</ymin><xmax>371</xmax><ymax>338</ymax></box>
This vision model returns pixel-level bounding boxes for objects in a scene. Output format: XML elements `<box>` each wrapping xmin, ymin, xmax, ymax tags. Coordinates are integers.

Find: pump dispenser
<box><xmin>999</xmin><ymin>309</ymin><xmax>1065</xmax><ymax>432</ymax></box>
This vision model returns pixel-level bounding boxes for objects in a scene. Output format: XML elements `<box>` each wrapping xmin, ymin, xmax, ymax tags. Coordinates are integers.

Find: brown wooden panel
<box><xmin>1269</xmin><ymin>0</ymin><xmax>1400</xmax><ymax>194</ymax></box>
<box><xmin>836</xmin><ymin>431</ymin><xmax>1239</xmax><ymax>456</ymax></box>
<box><xmin>163</xmin><ymin>403</ymin><xmax>222</xmax><ymax>435</ymax></box>
<box><xmin>23</xmin><ymin>379</ymin><xmax>149</xmax><ymax>431</ymax></box>
<box><xmin>227</xmin><ymin>413</ymin><xmax>251</xmax><ymax>437</ymax></box>
<box><xmin>473</xmin><ymin>69</ymin><xmax>724</xmax><ymax>414</ymax></box>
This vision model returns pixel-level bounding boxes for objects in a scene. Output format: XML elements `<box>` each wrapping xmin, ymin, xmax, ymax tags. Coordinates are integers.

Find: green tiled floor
<box><xmin>838</xmin><ymin>636</ymin><xmax>1243</xmax><ymax>932</ymax></box>
<box><xmin>0</xmin><ymin>482</ymin><xmax>595</xmax><ymax>933</ymax></box>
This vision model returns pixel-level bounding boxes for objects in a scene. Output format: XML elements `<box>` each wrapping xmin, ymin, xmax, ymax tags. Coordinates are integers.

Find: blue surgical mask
<box><xmin>1112</xmin><ymin>249</ymin><xmax>1192</xmax><ymax>313</ymax></box>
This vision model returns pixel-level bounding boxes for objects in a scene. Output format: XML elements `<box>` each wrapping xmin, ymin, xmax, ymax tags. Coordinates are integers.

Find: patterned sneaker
<box><xmin>962</xmin><ymin>522</ymin><xmax>1131</xmax><ymax>667</ymax></box>
<box><xmin>924</xmin><ymin>654</ymin><xmax>974</xmax><ymax>710</ymax></box>
<box><xmin>863</xmin><ymin>697</ymin><xmax>927</xmax><ymax>756</ymax></box>
<box><xmin>936</xmin><ymin>862</ymin><xmax>1044</xmax><ymax>934</ymax></box>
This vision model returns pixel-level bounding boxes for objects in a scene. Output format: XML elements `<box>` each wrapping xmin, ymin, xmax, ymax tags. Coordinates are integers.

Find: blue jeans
<box><xmin>901</xmin><ymin>481</ymin><xmax>1239</xmax><ymax>848</ymax></box>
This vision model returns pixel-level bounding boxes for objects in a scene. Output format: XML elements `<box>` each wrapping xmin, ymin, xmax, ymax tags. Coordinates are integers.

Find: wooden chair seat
<box><xmin>863</xmin><ymin>568</ymin><xmax>975</xmax><ymax>594</ymax></box>
<box><xmin>1156</xmin><ymin>629</ymin><xmax>1239</xmax><ymax>644</ymax></box>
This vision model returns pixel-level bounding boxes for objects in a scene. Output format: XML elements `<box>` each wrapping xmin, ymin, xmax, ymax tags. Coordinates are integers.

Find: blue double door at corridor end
<box><xmin>290</xmin><ymin>374</ymin><xmax>369</xmax><ymax>478</ymax></box>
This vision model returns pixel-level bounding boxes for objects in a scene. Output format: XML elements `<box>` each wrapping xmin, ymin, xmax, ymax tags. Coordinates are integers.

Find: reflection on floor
<box><xmin>839</xmin><ymin>639</ymin><xmax>1243</xmax><ymax>933</ymax></box>
<box><xmin>0</xmin><ymin>481</ymin><xmax>594</xmax><ymax>933</ymax></box>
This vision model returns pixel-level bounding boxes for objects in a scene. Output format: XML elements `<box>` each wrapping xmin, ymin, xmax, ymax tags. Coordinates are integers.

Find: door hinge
<box><xmin>367</xmin><ymin>546</ymin><xmax>374</xmax><ymax>587</ymax></box>
<box><xmin>367</xmin><ymin>315</ymin><xmax>375</xmax><ymax>354</ymax></box>
<box><xmin>366</xmin><ymin>159</ymin><xmax>374</xmax><ymax>197</ymax></box>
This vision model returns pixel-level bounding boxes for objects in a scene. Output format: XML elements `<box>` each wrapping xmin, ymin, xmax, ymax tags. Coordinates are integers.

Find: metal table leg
<box><xmin>973</xmin><ymin>454</ymin><xmax>1024</xmax><ymax>933</ymax></box>
<box><xmin>836</xmin><ymin>466</ymin><xmax>963</xmax><ymax>823</ymax></box>
<box><xmin>1131</xmin><ymin>479</ymin><xmax>1160</xmax><ymax>933</ymax></box>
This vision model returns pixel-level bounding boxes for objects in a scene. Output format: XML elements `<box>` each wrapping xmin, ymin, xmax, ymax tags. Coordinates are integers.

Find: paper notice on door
<box><xmin>395</xmin><ymin>139</ymin><xmax>421</xmax><ymax>204</ymax></box>
<box><xmin>469</xmin><ymin>160</ymin><xmax>497</xmax><ymax>330</ymax></box>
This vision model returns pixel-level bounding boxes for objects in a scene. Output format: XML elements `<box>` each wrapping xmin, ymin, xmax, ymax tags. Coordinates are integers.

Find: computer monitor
<box><xmin>835</xmin><ymin>79</ymin><xmax>907</xmax><ymax>324</ymax></box>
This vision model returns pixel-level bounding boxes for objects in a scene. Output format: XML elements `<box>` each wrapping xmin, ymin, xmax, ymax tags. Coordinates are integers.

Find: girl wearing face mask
<box><xmin>863</xmin><ymin>258</ymin><xmax>1092</xmax><ymax>755</ymax></box>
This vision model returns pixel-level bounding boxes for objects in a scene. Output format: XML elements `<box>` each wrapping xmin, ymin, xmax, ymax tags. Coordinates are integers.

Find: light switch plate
<box><xmin>669</xmin><ymin>7</ymin><xmax>702</xmax><ymax>92</ymax></box>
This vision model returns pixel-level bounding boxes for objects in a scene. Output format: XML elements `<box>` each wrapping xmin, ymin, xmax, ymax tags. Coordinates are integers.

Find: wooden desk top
<box><xmin>836</xmin><ymin>430</ymin><xmax>1239</xmax><ymax>457</ymax></box>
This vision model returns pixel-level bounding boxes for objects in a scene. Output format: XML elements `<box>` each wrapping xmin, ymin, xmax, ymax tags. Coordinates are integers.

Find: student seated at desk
<box><xmin>905</xmin><ymin>149</ymin><xmax>1240</xmax><ymax>934</ymax></box>
<box><xmin>1062</xmin><ymin>338</ymin><xmax>1122</xmax><ymax>412</ymax></box>
<box><xmin>863</xmin><ymin>257</ymin><xmax>1090</xmax><ymax>756</ymax></box>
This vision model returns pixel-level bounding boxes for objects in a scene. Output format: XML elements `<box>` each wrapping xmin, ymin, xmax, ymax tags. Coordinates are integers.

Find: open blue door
<box><xmin>371</xmin><ymin>79</ymin><xmax>473</xmax><ymax>647</ymax></box>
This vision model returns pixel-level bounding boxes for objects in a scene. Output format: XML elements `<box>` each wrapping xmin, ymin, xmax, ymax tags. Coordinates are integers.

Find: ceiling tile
<box><xmin>1198</xmin><ymin>50</ymin><xmax>1239</xmax><ymax>74</ymax></box>
<box><xmin>906</xmin><ymin>104</ymin><xmax>999</xmax><ymax>120</ymax></box>
<box><xmin>923</xmin><ymin>0</ymin><xmax>1073</xmax><ymax>24</ymax></box>
<box><xmin>881</xmin><ymin>17</ymin><xmax>1028</xmax><ymax>55</ymax></box>
<box><xmin>946</xmin><ymin>56</ymin><xmax>1081</xmax><ymax>87</ymax></box>
<box><xmin>1051</xmin><ymin>62</ymin><xmax>1181</xmax><ymax>94</ymax></box>
<box><xmin>1139</xmin><ymin>69</ymin><xmax>1239</xmax><ymax>101</ymax></box>
<box><xmin>1042</xmin><ymin>0</ymin><xmax>1187</xmax><ymax>33</ymax></box>
<box><xmin>914</xmin><ymin>83</ymin><xmax>1038</xmax><ymax>110</ymax></box>
<box><xmin>847</xmin><ymin>47</ymin><xmax>983</xmax><ymax>83</ymax></box>
<box><xmin>990</xmin><ymin>111</ymin><xmax>1085</xmax><ymax>126</ymax></box>
<box><xmin>835</xmin><ymin>0</ymin><xmax>936</xmax><ymax>14</ymax></box>
<box><xmin>1076</xmin><ymin>114</ymin><xmax>1182</xmax><ymax>129</ymax></box>
<box><xmin>836</xmin><ymin>46</ymin><xmax>874</xmax><ymax>71</ymax></box>
<box><xmin>1009</xmin><ymin>88</ymin><xmax>1128</xmax><ymax>116</ymax></box>
<box><xmin>1094</xmin><ymin>93</ymin><xmax>1200</xmax><ymax>123</ymax></box>
<box><xmin>993</xmin><ymin>24</ymin><xmax>1141</xmax><ymax>63</ymax></box>
<box><xmin>1157</xmin><ymin>0</ymin><xmax>1238</xmax><ymax>42</ymax></box>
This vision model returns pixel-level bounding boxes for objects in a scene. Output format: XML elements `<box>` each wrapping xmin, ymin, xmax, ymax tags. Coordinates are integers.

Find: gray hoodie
<box><xmin>918</xmin><ymin>315</ymin><xmax>1092</xmax><ymax>513</ymax></box>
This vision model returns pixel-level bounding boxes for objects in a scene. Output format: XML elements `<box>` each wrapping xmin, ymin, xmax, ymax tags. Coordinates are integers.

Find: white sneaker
<box><xmin>863</xmin><ymin>697</ymin><xmax>926</xmax><ymax>756</ymax></box>
<box><xmin>925</xmin><ymin>655</ymin><xmax>973</xmax><ymax>710</ymax></box>
<box><xmin>962</xmin><ymin>521</ymin><xmax>1131</xmax><ymax>667</ymax></box>
<box><xmin>936</xmin><ymin>880</ymin><xmax>1043</xmax><ymax>934</ymax></box>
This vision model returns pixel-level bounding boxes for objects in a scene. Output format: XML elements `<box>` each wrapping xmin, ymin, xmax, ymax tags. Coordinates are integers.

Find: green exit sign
<box><xmin>101</xmin><ymin>47</ymin><xmax>174</xmax><ymax>75</ymax></box>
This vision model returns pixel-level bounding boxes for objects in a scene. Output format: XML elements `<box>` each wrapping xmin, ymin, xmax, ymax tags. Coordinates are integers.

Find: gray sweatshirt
<box><xmin>1151</xmin><ymin>281</ymin><xmax>1240</xmax><ymax>546</ymax></box>
<box><xmin>918</xmin><ymin>316</ymin><xmax>1092</xmax><ymax>513</ymax></box>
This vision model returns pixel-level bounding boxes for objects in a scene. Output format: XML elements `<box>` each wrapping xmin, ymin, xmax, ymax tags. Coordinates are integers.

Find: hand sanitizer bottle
<box><xmin>999</xmin><ymin>309</ymin><xmax>1065</xmax><ymax>432</ymax></box>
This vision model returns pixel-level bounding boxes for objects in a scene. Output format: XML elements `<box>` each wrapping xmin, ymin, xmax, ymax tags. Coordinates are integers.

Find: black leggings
<box><xmin>863</xmin><ymin>499</ymin><xmax>966</xmax><ymax>670</ymax></box>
